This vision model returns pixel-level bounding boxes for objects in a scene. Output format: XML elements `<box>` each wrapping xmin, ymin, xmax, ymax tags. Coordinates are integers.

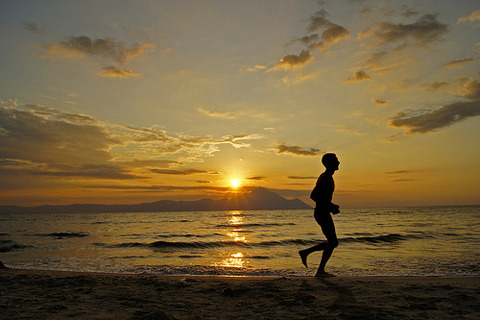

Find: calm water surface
<box><xmin>1</xmin><ymin>206</ymin><xmax>479</xmax><ymax>276</ymax></box>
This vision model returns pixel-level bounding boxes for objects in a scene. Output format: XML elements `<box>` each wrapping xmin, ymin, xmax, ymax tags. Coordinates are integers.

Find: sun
<box><xmin>230</xmin><ymin>179</ymin><xmax>241</xmax><ymax>188</ymax></box>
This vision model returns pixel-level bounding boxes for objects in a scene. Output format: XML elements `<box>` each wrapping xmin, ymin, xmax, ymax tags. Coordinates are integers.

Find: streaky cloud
<box><xmin>274</xmin><ymin>142</ymin><xmax>322</xmax><ymax>156</ymax></box>
<box><xmin>23</xmin><ymin>22</ymin><xmax>45</xmax><ymax>34</ymax></box>
<box><xmin>197</xmin><ymin>107</ymin><xmax>236</xmax><ymax>119</ymax></box>
<box><xmin>458</xmin><ymin>9</ymin><xmax>480</xmax><ymax>25</ymax></box>
<box><xmin>98</xmin><ymin>66</ymin><xmax>141</xmax><ymax>79</ymax></box>
<box><xmin>443</xmin><ymin>57</ymin><xmax>474</xmax><ymax>69</ymax></box>
<box><xmin>424</xmin><ymin>81</ymin><xmax>449</xmax><ymax>92</ymax></box>
<box><xmin>151</xmin><ymin>168</ymin><xmax>219</xmax><ymax>175</ymax></box>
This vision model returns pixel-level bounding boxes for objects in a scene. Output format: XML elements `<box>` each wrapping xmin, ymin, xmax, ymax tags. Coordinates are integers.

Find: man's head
<box><xmin>322</xmin><ymin>153</ymin><xmax>340</xmax><ymax>171</ymax></box>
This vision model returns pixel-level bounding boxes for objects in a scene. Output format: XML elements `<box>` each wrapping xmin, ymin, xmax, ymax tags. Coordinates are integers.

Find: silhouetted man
<box><xmin>299</xmin><ymin>153</ymin><xmax>340</xmax><ymax>277</ymax></box>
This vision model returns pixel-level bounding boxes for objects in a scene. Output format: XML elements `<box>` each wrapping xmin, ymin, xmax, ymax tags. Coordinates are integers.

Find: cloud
<box><xmin>40</xmin><ymin>35</ymin><xmax>154</xmax><ymax>78</ymax></box>
<box><xmin>443</xmin><ymin>57</ymin><xmax>474</xmax><ymax>69</ymax></box>
<box><xmin>98</xmin><ymin>66</ymin><xmax>141</xmax><ymax>79</ymax></box>
<box><xmin>0</xmin><ymin>100</ymin><xmax>260</xmax><ymax>182</ymax></box>
<box><xmin>247</xmin><ymin>65</ymin><xmax>267</xmax><ymax>72</ymax></box>
<box><xmin>42</xmin><ymin>36</ymin><xmax>154</xmax><ymax>64</ymax></box>
<box><xmin>87</xmin><ymin>184</ymin><xmax>231</xmax><ymax>194</ymax></box>
<box><xmin>357</xmin><ymin>14</ymin><xmax>448</xmax><ymax>75</ymax></box>
<box><xmin>458</xmin><ymin>9</ymin><xmax>480</xmax><ymax>25</ymax></box>
<box><xmin>305</xmin><ymin>10</ymin><xmax>351</xmax><ymax>50</ymax></box>
<box><xmin>274</xmin><ymin>142</ymin><xmax>322</xmax><ymax>156</ymax></box>
<box><xmin>150</xmin><ymin>168</ymin><xmax>219</xmax><ymax>175</ymax></box>
<box><xmin>372</xmin><ymin>98</ymin><xmax>390</xmax><ymax>105</ymax></box>
<box><xmin>197</xmin><ymin>107</ymin><xmax>236</xmax><ymax>119</ymax></box>
<box><xmin>288</xmin><ymin>176</ymin><xmax>317</xmax><ymax>180</ymax></box>
<box><xmin>247</xmin><ymin>176</ymin><xmax>267</xmax><ymax>181</ymax></box>
<box><xmin>389</xmin><ymin>78</ymin><xmax>480</xmax><ymax>134</ymax></box>
<box><xmin>346</xmin><ymin>70</ymin><xmax>372</xmax><ymax>82</ymax></box>
<box><xmin>388</xmin><ymin>100</ymin><xmax>480</xmax><ymax>134</ymax></box>
<box><xmin>359</xmin><ymin>14</ymin><xmax>448</xmax><ymax>47</ymax></box>
<box><xmin>24</xmin><ymin>22</ymin><xmax>45</xmax><ymax>34</ymax></box>
<box><xmin>400</xmin><ymin>5</ymin><xmax>419</xmax><ymax>18</ymax></box>
<box><xmin>424</xmin><ymin>81</ymin><xmax>449</xmax><ymax>92</ymax></box>
<box><xmin>385</xmin><ymin>170</ymin><xmax>416</xmax><ymax>175</ymax></box>
<box><xmin>273</xmin><ymin>50</ymin><xmax>314</xmax><ymax>70</ymax></box>
<box><xmin>271</xmin><ymin>9</ymin><xmax>350</xmax><ymax>71</ymax></box>
<box><xmin>0</xmin><ymin>104</ymin><xmax>126</xmax><ymax>179</ymax></box>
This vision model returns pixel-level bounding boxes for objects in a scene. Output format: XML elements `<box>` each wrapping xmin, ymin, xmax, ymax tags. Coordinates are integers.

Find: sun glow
<box><xmin>230</xmin><ymin>179</ymin><xmax>241</xmax><ymax>188</ymax></box>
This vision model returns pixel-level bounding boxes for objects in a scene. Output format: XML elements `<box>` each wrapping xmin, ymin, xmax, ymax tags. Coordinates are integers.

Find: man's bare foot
<box><xmin>314</xmin><ymin>271</ymin><xmax>335</xmax><ymax>278</ymax></box>
<box><xmin>299</xmin><ymin>250</ymin><xmax>308</xmax><ymax>268</ymax></box>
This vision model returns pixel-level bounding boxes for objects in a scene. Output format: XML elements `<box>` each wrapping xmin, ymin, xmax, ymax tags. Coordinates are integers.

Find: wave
<box><xmin>38</xmin><ymin>232</ymin><xmax>89</xmax><ymax>239</ymax></box>
<box><xmin>155</xmin><ymin>233</ymin><xmax>223</xmax><ymax>239</ymax></box>
<box><xmin>0</xmin><ymin>240</ymin><xmax>32</xmax><ymax>252</ymax></box>
<box><xmin>94</xmin><ymin>233</ymin><xmax>418</xmax><ymax>250</ymax></box>
<box><xmin>213</xmin><ymin>222</ymin><xmax>296</xmax><ymax>228</ymax></box>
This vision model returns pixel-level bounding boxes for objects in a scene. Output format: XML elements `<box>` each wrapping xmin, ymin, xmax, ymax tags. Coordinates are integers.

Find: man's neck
<box><xmin>324</xmin><ymin>168</ymin><xmax>335</xmax><ymax>176</ymax></box>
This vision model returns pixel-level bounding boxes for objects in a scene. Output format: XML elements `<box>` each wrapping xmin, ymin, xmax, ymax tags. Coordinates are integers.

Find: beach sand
<box><xmin>1</xmin><ymin>268</ymin><xmax>479</xmax><ymax>320</ymax></box>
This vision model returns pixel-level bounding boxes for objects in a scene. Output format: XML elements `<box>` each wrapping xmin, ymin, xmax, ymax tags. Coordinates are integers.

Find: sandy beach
<box><xmin>1</xmin><ymin>268</ymin><xmax>479</xmax><ymax>320</ymax></box>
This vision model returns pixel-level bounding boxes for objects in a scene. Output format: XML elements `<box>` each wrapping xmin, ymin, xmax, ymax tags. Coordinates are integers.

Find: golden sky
<box><xmin>1</xmin><ymin>1</ymin><xmax>479</xmax><ymax>207</ymax></box>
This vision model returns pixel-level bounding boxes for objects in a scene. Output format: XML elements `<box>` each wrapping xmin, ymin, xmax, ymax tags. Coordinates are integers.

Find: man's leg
<box><xmin>315</xmin><ymin>216</ymin><xmax>338</xmax><ymax>276</ymax></box>
<box><xmin>299</xmin><ymin>242</ymin><xmax>327</xmax><ymax>268</ymax></box>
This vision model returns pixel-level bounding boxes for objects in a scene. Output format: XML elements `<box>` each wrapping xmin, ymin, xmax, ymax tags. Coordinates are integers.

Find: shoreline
<box><xmin>1</xmin><ymin>268</ymin><xmax>479</xmax><ymax>319</ymax></box>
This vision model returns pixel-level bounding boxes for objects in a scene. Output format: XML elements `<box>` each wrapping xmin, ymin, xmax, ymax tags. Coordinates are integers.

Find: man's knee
<box><xmin>327</xmin><ymin>239</ymin><xmax>338</xmax><ymax>249</ymax></box>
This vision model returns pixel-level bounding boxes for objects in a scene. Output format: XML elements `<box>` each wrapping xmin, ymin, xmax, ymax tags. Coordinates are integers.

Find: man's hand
<box><xmin>330</xmin><ymin>204</ymin><xmax>340</xmax><ymax>215</ymax></box>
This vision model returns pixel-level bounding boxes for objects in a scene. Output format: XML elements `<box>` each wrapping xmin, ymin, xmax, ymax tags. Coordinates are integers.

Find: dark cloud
<box><xmin>41</xmin><ymin>35</ymin><xmax>154</xmax><ymax>78</ymax></box>
<box><xmin>358</xmin><ymin>14</ymin><xmax>448</xmax><ymax>74</ymax></box>
<box><xmin>389</xmin><ymin>78</ymin><xmax>480</xmax><ymax>134</ymax></box>
<box><xmin>274</xmin><ymin>143</ymin><xmax>322</xmax><ymax>156</ymax></box>
<box><xmin>389</xmin><ymin>100</ymin><xmax>480</xmax><ymax>134</ymax></box>
<box><xmin>24</xmin><ymin>22</ymin><xmax>45</xmax><ymax>34</ymax></box>
<box><xmin>247</xmin><ymin>176</ymin><xmax>267</xmax><ymax>181</ymax></box>
<box><xmin>361</xmin><ymin>14</ymin><xmax>448</xmax><ymax>46</ymax></box>
<box><xmin>346</xmin><ymin>70</ymin><xmax>372</xmax><ymax>82</ymax></box>
<box><xmin>42</xmin><ymin>36</ymin><xmax>154</xmax><ymax>65</ymax></box>
<box><xmin>288</xmin><ymin>176</ymin><xmax>317</xmax><ymax>180</ymax></box>
<box><xmin>272</xmin><ymin>9</ymin><xmax>349</xmax><ymax>71</ymax></box>
<box><xmin>360</xmin><ymin>14</ymin><xmax>448</xmax><ymax>47</ymax></box>
<box><xmin>0</xmin><ymin>107</ymin><xmax>115</xmax><ymax>167</ymax></box>
<box><xmin>305</xmin><ymin>9</ymin><xmax>351</xmax><ymax>51</ymax></box>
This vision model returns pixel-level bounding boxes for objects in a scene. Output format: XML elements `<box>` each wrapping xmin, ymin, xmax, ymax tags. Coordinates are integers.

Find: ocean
<box><xmin>1</xmin><ymin>206</ymin><xmax>479</xmax><ymax>277</ymax></box>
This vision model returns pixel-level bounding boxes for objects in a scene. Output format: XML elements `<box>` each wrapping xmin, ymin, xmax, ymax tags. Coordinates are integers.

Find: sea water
<box><xmin>1</xmin><ymin>206</ymin><xmax>479</xmax><ymax>276</ymax></box>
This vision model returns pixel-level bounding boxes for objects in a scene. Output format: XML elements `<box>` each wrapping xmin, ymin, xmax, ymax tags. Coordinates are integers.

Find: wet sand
<box><xmin>1</xmin><ymin>268</ymin><xmax>479</xmax><ymax>319</ymax></box>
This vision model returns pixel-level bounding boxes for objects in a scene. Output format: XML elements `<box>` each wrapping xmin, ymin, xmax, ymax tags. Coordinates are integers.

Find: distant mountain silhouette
<box><xmin>0</xmin><ymin>187</ymin><xmax>311</xmax><ymax>213</ymax></box>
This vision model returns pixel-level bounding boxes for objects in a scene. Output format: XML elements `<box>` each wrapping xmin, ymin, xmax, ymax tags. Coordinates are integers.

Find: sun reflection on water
<box><xmin>216</xmin><ymin>211</ymin><xmax>248</xmax><ymax>268</ymax></box>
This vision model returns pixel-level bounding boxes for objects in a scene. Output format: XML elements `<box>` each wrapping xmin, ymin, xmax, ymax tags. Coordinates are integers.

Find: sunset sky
<box><xmin>1</xmin><ymin>0</ymin><xmax>479</xmax><ymax>208</ymax></box>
